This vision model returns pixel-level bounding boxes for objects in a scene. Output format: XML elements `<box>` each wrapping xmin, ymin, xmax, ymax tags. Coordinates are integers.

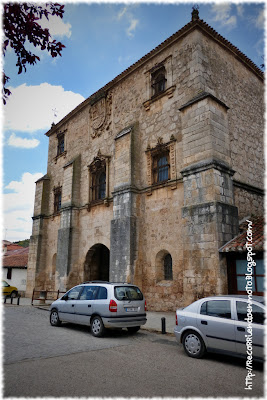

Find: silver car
<box><xmin>174</xmin><ymin>295</ymin><xmax>264</xmax><ymax>360</ymax></box>
<box><xmin>50</xmin><ymin>281</ymin><xmax>147</xmax><ymax>337</ymax></box>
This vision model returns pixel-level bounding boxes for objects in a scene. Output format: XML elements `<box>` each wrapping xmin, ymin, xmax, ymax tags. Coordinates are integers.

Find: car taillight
<box><xmin>109</xmin><ymin>299</ymin><xmax>117</xmax><ymax>312</ymax></box>
<box><xmin>176</xmin><ymin>314</ymin><xmax>178</xmax><ymax>325</ymax></box>
<box><xmin>145</xmin><ymin>300</ymin><xmax>147</xmax><ymax>311</ymax></box>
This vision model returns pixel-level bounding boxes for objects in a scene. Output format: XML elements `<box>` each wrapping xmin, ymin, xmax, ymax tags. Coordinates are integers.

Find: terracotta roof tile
<box><xmin>2</xmin><ymin>247</ymin><xmax>29</xmax><ymax>267</ymax></box>
<box><xmin>219</xmin><ymin>216</ymin><xmax>264</xmax><ymax>253</ymax></box>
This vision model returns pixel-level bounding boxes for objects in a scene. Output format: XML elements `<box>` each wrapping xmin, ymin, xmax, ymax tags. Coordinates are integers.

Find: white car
<box><xmin>174</xmin><ymin>295</ymin><xmax>264</xmax><ymax>360</ymax></box>
<box><xmin>50</xmin><ymin>281</ymin><xmax>147</xmax><ymax>337</ymax></box>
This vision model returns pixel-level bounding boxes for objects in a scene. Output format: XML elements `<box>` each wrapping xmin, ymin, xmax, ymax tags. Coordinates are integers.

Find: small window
<box><xmin>236</xmin><ymin>301</ymin><xmax>265</xmax><ymax>325</ymax></box>
<box><xmin>200</xmin><ymin>300</ymin><xmax>232</xmax><ymax>319</ymax></box>
<box><xmin>7</xmin><ymin>268</ymin><xmax>12</xmax><ymax>280</ymax></box>
<box><xmin>235</xmin><ymin>259</ymin><xmax>265</xmax><ymax>295</ymax></box>
<box><xmin>164</xmin><ymin>254</ymin><xmax>173</xmax><ymax>280</ymax></box>
<box><xmin>153</xmin><ymin>152</ymin><xmax>169</xmax><ymax>184</ymax></box>
<box><xmin>151</xmin><ymin>67</ymin><xmax>166</xmax><ymax>97</ymax></box>
<box><xmin>54</xmin><ymin>188</ymin><xmax>62</xmax><ymax>213</ymax></box>
<box><xmin>57</xmin><ymin>133</ymin><xmax>65</xmax><ymax>156</ymax></box>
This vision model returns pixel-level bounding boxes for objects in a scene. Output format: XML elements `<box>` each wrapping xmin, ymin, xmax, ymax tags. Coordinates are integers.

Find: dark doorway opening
<box><xmin>84</xmin><ymin>244</ymin><xmax>110</xmax><ymax>282</ymax></box>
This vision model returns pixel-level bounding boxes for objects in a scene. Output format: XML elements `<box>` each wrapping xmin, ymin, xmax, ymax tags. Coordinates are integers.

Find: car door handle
<box><xmin>201</xmin><ymin>320</ymin><xmax>208</xmax><ymax>325</ymax></box>
<box><xmin>88</xmin><ymin>304</ymin><xmax>91</xmax><ymax>308</ymax></box>
<box><xmin>237</xmin><ymin>327</ymin><xmax>245</xmax><ymax>332</ymax></box>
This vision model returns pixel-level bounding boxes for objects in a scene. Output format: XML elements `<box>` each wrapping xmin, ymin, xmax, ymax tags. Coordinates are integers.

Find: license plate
<box><xmin>125</xmin><ymin>307</ymin><xmax>138</xmax><ymax>312</ymax></box>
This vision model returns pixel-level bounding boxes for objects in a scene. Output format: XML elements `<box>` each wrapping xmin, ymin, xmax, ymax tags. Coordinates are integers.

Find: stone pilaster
<box><xmin>55</xmin><ymin>156</ymin><xmax>80</xmax><ymax>291</ymax></box>
<box><xmin>26</xmin><ymin>175</ymin><xmax>50</xmax><ymax>296</ymax></box>
<box><xmin>110</xmin><ymin>125</ymin><xmax>138</xmax><ymax>283</ymax></box>
<box><xmin>180</xmin><ymin>92</ymin><xmax>239</xmax><ymax>304</ymax></box>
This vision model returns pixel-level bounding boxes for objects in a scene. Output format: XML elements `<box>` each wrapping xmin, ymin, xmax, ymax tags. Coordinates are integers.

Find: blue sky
<box><xmin>2</xmin><ymin>1</ymin><xmax>265</xmax><ymax>241</ymax></box>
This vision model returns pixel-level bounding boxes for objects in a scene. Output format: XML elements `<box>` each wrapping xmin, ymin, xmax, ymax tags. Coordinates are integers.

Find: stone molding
<box><xmin>179</xmin><ymin>91</ymin><xmax>229</xmax><ymax>112</ymax></box>
<box><xmin>181</xmin><ymin>158</ymin><xmax>235</xmax><ymax>177</ymax></box>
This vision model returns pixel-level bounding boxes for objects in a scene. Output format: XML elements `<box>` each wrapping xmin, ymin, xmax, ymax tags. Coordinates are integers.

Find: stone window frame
<box><xmin>143</xmin><ymin>56</ymin><xmax>175</xmax><ymax>111</ymax></box>
<box><xmin>151</xmin><ymin>66</ymin><xmax>167</xmax><ymax>98</ymax></box>
<box><xmin>88</xmin><ymin>150</ymin><xmax>111</xmax><ymax>208</ymax></box>
<box><xmin>53</xmin><ymin>186</ymin><xmax>62</xmax><ymax>214</ymax></box>
<box><xmin>155</xmin><ymin>250</ymin><xmax>173</xmax><ymax>283</ymax></box>
<box><xmin>54</xmin><ymin>129</ymin><xmax>67</xmax><ymax>162</ymax></box>
<box><xmin>146</xmin><ymin>136</ymin><xmax>177</xmax><ymax>192</ymax></box>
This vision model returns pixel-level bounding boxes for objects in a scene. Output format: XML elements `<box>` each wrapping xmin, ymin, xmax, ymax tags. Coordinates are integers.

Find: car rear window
<box><xmin>114</xmin><ymin>286</ymin><xmax>143</xmax><ymax>301</ymax></box>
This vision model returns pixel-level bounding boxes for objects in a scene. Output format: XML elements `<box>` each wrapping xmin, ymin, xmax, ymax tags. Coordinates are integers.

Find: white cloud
<box><xmin>116</xmin><ymin>5</ymin><xmax>139</xmax><ymax>38</ymax></box>
<box><xmin>127</xmin><ymin>19</ymin><xmax>139</xmax><ymax>38</ymax></box>
<box><xmin>211</xmin><ymin>3</ymin><xmax>237</xmax><ymax>29</ymax></box>
<box><xmin>7</xmin><ymin>133</ymin><xmax>40</xmax><ymax>149</ymax></box>
<box><xmin>255</xmin><ymin>9</ymin><xmax>265</xmax><ymax>29</ymax></box>
<box><xmin>39</xmin><ymin>15</ymin><xmax>72</xmax><ymax>38</ymax></box>
<box><xmin>4</xmin><ymin>172</ymin><xmax>44</xmax><ymax>241</ymax></box>
<box><xmin>4</xmin><ymin>83</ymin><xmax>85</xmax><ymax>133</ymax></box>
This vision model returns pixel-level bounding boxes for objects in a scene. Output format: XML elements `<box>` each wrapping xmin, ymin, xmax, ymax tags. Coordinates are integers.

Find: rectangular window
<box><xmin>57</xmin><ymin>133</ymin><xmax>65</xmax><ymax>156</ymax></box>
<box><xmin>7</xmin><ymin>268</ymin><xmax>12</xmax><ymax>280</ymax></box>
<box><xmin>54</xmin><ymin>188</ymin><xmax>62</xmax><ymax>213</ymax></box>
<box><xmin>153</xmin><ymin>152</ymin><xmax>169</xmax><ymax>184</ymax></box>
<box><xmin>235</xmin><ymin>259</ymin><xmax>264</xmax><ymax>295</ymax></box>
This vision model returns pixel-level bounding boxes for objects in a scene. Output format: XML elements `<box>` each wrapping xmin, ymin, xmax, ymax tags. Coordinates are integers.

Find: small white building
<box><xmin>2</xmin><ymin>246</ymin><xmax>28</xmax><ymax>295</ymax></box>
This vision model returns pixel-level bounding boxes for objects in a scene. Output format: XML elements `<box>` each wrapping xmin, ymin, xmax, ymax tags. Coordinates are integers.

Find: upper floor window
<box><xmin>146</xmin><ymin>136</ymin><xmax>176</xmax><ymax>191</ymax></box>
<box><xmin>92</xmin><ymin>169</ymin><xmax>106</xmax><ymax>201</ymax></box>
<box><xmin>88</xmin><ymin>150</ymin><xmax>110</xmax><ymax>206</ymax></box>
<box><xmin>57</xmin><ymin>133</ymin><xmax>65</xmax><ymax>156</ymax></box>
<box><xmin>153</xmin><ymin>153</ymin><xmax>169</xmax><ymax>183</ymax></box>
<box><xmin>151</xmin><ymin>67</ymin><xmax>166</xmax><ymax>97</ymax></box>
<box><xmin>54</xmin><ymin>187</ymin><xmax>62</xmax><ymax>213</ymax></box>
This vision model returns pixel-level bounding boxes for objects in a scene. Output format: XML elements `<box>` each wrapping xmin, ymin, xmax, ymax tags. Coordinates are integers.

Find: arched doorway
<box><xmin>84</xmin><ymin>244</ymin><xmax>110</xmax><ymax>282</ymax></box>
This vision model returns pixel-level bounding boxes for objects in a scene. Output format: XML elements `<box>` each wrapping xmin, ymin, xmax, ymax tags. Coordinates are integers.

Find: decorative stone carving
<box><xmin>89</xmin><ymin>92</ymin><xmax>112</xmax><ymax>138</ymax></box>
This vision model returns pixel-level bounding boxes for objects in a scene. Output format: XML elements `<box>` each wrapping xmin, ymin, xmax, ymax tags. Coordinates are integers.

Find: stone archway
<box><xmin>84</xmin><ymin>244</ymin><xmax>110</xmax><ymax>282</ymax></box>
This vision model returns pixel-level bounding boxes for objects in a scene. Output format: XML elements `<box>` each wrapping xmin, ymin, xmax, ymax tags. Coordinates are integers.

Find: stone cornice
<box><xmin>181</xmin><ymin>158</ymin><xmax>235</xmax><ymax>177</ymax></box>
<box><xmin>179</xmin><ymin>91</ymin><xmax>229</xmax><ymax>112</ymax></box>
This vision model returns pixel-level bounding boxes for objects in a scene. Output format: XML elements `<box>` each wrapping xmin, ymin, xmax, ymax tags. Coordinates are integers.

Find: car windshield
<box><xmin>2</xmin><ymin>281</ymin><xmax>9</xmax><ymax>287</ymax></box>
<box><xmin>114</xmin><ymin>286</ymin><xmax>143</xmax><ymax>301</ymax></box>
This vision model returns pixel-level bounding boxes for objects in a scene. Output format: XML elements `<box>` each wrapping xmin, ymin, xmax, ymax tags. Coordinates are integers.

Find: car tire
<box><xmin>10</xmin><ymin>291</ymin><xmax>17</xmax><ymax>298</ymax></box>
<box><xmin>50</xmin><ymin>309</ymin><xmax>61</xmax><ymax>327</ymax></box>
<box><xmin>91</xmin><ymin>316</ymin><xmax>105</xmax><ymax>337</ymax></box>
<box><xmin>182</xmin><ymin>330</ymin><xmax>206</xmax><ymax>359</ymax></box>
<box><xmin>127</xmin><ymin>326</ymin><xmax>140</xmax><ymax>333</ymax></box>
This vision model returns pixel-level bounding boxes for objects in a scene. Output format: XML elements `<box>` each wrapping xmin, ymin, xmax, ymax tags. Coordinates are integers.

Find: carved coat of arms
<box><xmin>89</xmin><ymin>92</ymin><xmax>112</xmax><ymax>138</ymax></box>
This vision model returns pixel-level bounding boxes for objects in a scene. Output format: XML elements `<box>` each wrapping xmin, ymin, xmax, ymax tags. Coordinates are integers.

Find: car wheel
<box><xmin>50</xmin><ymin>309</ymin><xmax>61</xmax><ymax>327</ymax></box>
<box><xmin>10</xmin><ymin>291</ymin><xmax>17</xmax><ymax>298</ymax></box>
<box><xmin>182</xmin><ymin>330</ymin><xmax>206</xmax><ymax>358</ymax></box>
<box><xmin>91</xmin><ymin>316</ymin><xmax>105</xmax><ymax>337</ymax></box>
<box><xmin>127</xmin><ymin>326</ymin><xmax>140</xmax><ymax>333</ymax></box>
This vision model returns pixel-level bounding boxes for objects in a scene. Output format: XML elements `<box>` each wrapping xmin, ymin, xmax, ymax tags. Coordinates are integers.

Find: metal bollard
<box><xmin>10</xmin><ymin>297</ymin><xmax>13</xmax><ymax>304</ymax></box>
<box><xmin>161</xmin><ymin>317</ymin><xmax>166</xmax><ymax>334</ymax></box>
<box><xmin>17</xmin><ymin>296</ymin><xmax>20</xmax><ymax>306</ymax></box>
<box><xmin>4</xmin><ymin>296</ymin><xmax>6</xmax><ymax>304</ymax></box>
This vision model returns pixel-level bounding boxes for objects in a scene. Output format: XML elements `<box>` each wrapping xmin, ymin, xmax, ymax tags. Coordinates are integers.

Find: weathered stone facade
<box><xmin>26</xmin><ymin>12</ymin><xmax>264</xmax><ymax>311</ymax></box>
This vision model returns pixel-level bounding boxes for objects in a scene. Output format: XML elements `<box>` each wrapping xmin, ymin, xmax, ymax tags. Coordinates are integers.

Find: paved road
<box><xmin>3</xmin><ymin>306</ymin><xmax>264</xmax><ymax>397</ymax></box>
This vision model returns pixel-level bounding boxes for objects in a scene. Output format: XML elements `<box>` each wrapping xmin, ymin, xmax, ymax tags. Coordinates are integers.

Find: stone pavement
<box><xmin>4</xmin><ymin>297</ymin><xmax>176</xmax><ymax>335</ymax></box>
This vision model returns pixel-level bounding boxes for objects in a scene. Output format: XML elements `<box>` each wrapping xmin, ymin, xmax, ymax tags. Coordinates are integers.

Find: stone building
<box><xmin>26</xmin><ymin>10</ymin><xmax>264</xmax><ymax>311</ymax></box>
